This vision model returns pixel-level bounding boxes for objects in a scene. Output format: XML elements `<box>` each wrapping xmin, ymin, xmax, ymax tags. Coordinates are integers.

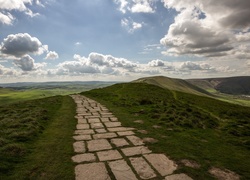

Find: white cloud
<box><xmin>0</xmin><ymin>33</ymin><xmax>47</xmax><ymax>57</ymax></box>
<box><xmin>45</xmin><ymin>51</ymin><xmax>59</xmax><ymax>60</ymax></box>
<box><xmin>148</xmin><ymin>59</ymin><xmax>165</xmax><ymax>67</ymax></box>
<box><xmin>114</xmin><ymin>0</ymin><xmax>155</xmax><ymax>13</ymax></box>
<box><xmin>0</xmin><ymin>64</ymin><xmax>17</xmax><ymax>75</ymax></box>
<box><xmin>161</xmin><ymin>0</ymin><xmax>250</xmax><ymax>60</ymax></box>
<box><xmin>0</xmin><ymin>12</ymin><xmax>15</xmax><ymax>25</ymax></box>
<box><xmin>0</xmin><ymin>0</ymin><xmax>43</xmax><ymax>25</ymax></box>
<box><xmin>130</xmin><ymin>0</ymin><xmax>155</xmax><ymax>13</ymax></box>
<box><xmin>121</xmin><ymin>18</ymin><xmax>143</xmax><ymax>33</ymax></box>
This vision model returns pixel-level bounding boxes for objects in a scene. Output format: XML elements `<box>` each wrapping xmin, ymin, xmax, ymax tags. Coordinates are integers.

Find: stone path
<box><xmin>71</xmin><ymin>95</ymin><xmax>193</xmax><ymax>180</ymax></box>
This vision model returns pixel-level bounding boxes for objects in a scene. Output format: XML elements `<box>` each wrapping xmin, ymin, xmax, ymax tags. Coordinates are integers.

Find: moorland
<box><xmin>0</xmin><ymin>76</ymin><xmax>249</xmax><ymax>179</ymax></box>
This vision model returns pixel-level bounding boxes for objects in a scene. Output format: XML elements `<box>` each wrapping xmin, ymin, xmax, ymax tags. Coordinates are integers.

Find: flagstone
<box><xmin>108</xmin><ymin>160</ymin><xmax>138</xmax><ymax>180</ymax></box>
<box><xmin>121</xmin><ymin>146</ymin><xmax>151</xmax><ymax>156</ymax></box>
<box><xmin>117</xmin><ymin>131</ymin><xmax>135</xmax><ymax>136</ymax></box>
<box><xmin>73</xmin><ymin>141</ymin><xmax>86</xmax><ymax>153</ymax></box>
<box><xmin>75</xmin><ymin>163</ymin><xmax>111</xmax><ymax>180</ymax></box>
<box><xmin>144</xmin><ymin>154</ymin><xmax>177</xmax><ymax>176</ymax></box>
<box><xmin>130</xmin><ymin>157</ymin><xmax>156</xmax><ymax>179</ymax></box>
<box><xmin>93</xmin><ymin>132</ymin><xmax>117</xmax><ymax>139</ymax></box>
<box><xmin>87</xmin><ymin>139</ymin><xmax>112</xmax><ymax>151</ymax></box>
<box><xmin>97</xmin><ymin>150</ymin><xmax>122</xmax><ymax>161</ymax></box>
<box><xmin>126</xmin><ymin>135</ymin><xmax>144</xmax><ymax>146</ymax></box>
<box><xmin>111</xmin><ymin>138</ymin><xmax>129</xmax><ymax>147</ymax></box>
<box><xmin>72</xmin><ymin>153</ymin><xmax>96</xmax><ymax>163</ymax></box>
<box><xmin>73</xmin><ymin>134</ymin><xmax>92</xmax><ymax>141</ymax></box>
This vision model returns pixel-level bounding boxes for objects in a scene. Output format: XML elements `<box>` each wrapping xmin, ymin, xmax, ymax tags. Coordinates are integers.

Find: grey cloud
<box><xmin>1</xmin><ymin>33</ymin><xmax>46</xmax><ymax>57</ymax></box>
<box><xmin>14</xmin><ymin>55</ymin><xmax>35</xmax><ymax>71</ymax></box>
<box><xmin>161</xmin><ymin>0</ymin><xmax>250</xmax><ymax>58</ymax></box>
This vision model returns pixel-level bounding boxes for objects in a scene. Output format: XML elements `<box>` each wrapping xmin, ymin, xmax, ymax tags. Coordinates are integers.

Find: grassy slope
<box><xmin>134</xmin><ymin>76</ymin><xmax>211</xmax><ymax>97</ymax></box>
<box><xmin>82</xmin><ymin>83</ymin><xmax>250</xmax><ymax>179</ymax></box>
<box><xmin>0</xmin><ymin>96</ymin><xmax>76</xmax><ymax>180</ymax></box>
<box><xmin>0</xmin><ymin>88</ymin><xmax>80</xmax><ymax>106</ymax></box>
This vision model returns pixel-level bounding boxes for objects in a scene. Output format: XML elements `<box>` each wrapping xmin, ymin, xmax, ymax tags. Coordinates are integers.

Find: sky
<box><xmin>0</xmin><ymin>0</ymin><xmax>250</xmax><ymax>83</ymax></box>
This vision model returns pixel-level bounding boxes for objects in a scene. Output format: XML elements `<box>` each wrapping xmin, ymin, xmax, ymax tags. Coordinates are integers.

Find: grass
<box><xmin>82</xmin><ymin>82</ymin><xmax>250</xmax><ymax>179</ymax></box>
<box><xmin>0</xmin><ymin>95</ymin><xmax>76</xmax><ymax>179</ymax></box>
<box><xmin>0</xmin><ymin>88</ymin><xmax>80</xmax><ymax>106</ymax></box>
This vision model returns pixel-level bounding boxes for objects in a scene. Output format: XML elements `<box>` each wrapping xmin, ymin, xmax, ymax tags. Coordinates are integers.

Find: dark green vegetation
<box><xmin>0</xmin><ymin>81</ymin><xmax>115</xmax><ymax>105</ymax></box>
<box><xmin>0</xmin><ymin>96</ymin><xmax>76</xmax><ymax>179</ymax></box>
<box><xmin>83</xmin><ymin>82</ymin><xmax>250</xmax><ymax>179</ymax></box>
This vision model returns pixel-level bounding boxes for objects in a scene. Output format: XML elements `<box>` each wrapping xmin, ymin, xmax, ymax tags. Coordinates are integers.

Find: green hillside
<box><xmin>134</xmin><ymin>76</ymin><xmax>212</xmax><ymax>96</ymax></box>
<box><xmin>83</xmin><ymin>82</ymin><xmax>250</xmax><ymax>179</ymax></box>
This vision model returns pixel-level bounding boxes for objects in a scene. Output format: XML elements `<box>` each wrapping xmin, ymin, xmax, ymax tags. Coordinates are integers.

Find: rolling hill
<box><xmin>187</xmin><ymin>76</ymin><xmax>250</xmax><ymax>95</ymax></box>
<box><xmin>133</xmin><ymin>76</ymin><xmax>211</xmax><ymax>96</ymax></box>
<box><xmin>82</xmin><ymin>81</ymin><xmax>250</xmax><ymax>179</ymax></box>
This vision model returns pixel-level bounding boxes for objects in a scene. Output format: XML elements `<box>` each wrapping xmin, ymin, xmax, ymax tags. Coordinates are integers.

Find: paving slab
<box><xmin>108</xmin><ymin>160</ymin><xmax>138</xmax><ymax>180</ymax></box>
<box><xmin>144</xmin><ymin>154</ymin><xmax>177</xmax><ymax>176</ymax></box>
<box><xmin>104</xmin><ymin>122</ymin><xmax>121</xmax><ymax>128</ymax></box>
<box><xmin>73</xmin><ymin>134</ymin><xmax>92</xmax><ymax>141</ymax></box>
<box><xmin>130</xmin><ymin>157</ymin><xmax>156</xmax><ymax>179</ymax></box>
<box><xmin>111</xmin><ymin>138</ymin><xmax>129</xmax><ymax>147</ymax></box>
<box><xmin>117</xmin><ymin>131</ymin><xmax>135</xmax><ymax>136</ymax></box>
<box><xmin>74</xmin><ymin>129</ymin><xmax>95</xmax><ymax>135</ymax></box>
<box><xmin>77</xmin><ymin>119</ymin><xmax>87</xmax><ymax>124</ymax></box>
<box><xmin>110</xmin><ymin>117</ymin><xmax>118</xmax><ymax>122</ymax></box>
<box><xmin>127</xmin><ymin>135</ymin><xmax>144</xmax><ymax>146</ymax></box>
<box><xmin>108</xmin><ymin>127</ymin><xmax>135</xmax><ymax>132</ymax></box>
<box><xmin>121</xmin><ymin>146</ymin><xmax>151</xmax><ymax>156</ymax></box>
<box><xmin>76</xmin><ymin>124</ymin><xmax>90</xmax><ymax>130</ymax></box>
<box><xmin>93</xmin><ymin>132</ymin><xmax>117</xmax><ymax>139</ymax></box>
<box><xmin>88</xmin><ymin>118</ymin><xmax>100</xmax><ymax>123</ymax></box>
<box><xmin>165</xmin><ymin>173</ymin><xmax>193</xmax><ymax>180</ymax></box>
<box><xmin>91</xmin><ymin>122</ymin><xmax>104</xmax><ymax>129</ymax></box>
<box><xmin>87</xmin><ymin>139</ymin><xmax>112</xmax><ymax>151</ymax></box>
<box><xmin>72</xmin><ymin>153</ymin><xmax>96</xmax><ymax>163</ymax></box>
<box><xmin>100</xmin><ymin>117</ymin><xmax>110</xmax><ymax>122</ymax></box>
<box><xmin>73</xmin><ymin>141</ymin><xmax>86</xmax><ymax>153</ymax></box>
<box><xmin>75</xmin><ymin>162</ymin><xmax>111</xmax><ymax>180</ymax></box>
<box><xmin>97</xmin><ymin>150</ymin><xmax>123</xmax><ymax>161</ymax></box>
<box><xmin>95</xmin><ymin>128</ymin><xmax>107</xmax><ymax>133</ymax></box>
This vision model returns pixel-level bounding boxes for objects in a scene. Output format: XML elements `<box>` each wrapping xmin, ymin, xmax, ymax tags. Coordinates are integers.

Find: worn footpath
<box><xmin>71</xmin><ymin>94</ymin><xmax>193</xmax><ymax>180</ymax></box>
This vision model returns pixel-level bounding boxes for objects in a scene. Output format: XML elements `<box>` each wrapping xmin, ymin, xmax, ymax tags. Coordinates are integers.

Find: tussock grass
<box><xmin>83</xmin><ymin>83</ymin><xmax>250</xmax><ymax>179</ymax></box>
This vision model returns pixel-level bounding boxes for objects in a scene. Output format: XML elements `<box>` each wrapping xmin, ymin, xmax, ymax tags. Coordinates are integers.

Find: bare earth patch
<box><xmin>209</xmin><ymin>167</ymin><xmax>240</xmax><ymax>180</ymax></box>
<box><xmin>134</xmin><ymin>120</ymin><xmax>144</xmax><ymax>124</ymax></box>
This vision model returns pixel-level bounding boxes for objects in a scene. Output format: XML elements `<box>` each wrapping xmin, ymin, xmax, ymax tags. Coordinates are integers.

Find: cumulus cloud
<box><xmin>0</xmin><ymin>0</ymin><xmax>42</xmax><ymax>25</ymax></box>
<box><xmin>13</xmin><ymin>55</ymin><xmax>35</xmax><ymax>71</ymax></box>
<box><xmin>55</xmin><ymin>52</ymin><xmax>138</xmax><ymax>76</ymax></box>
<box><xmin>161</xmin><ymin>0</ymin><xmax>250</xmax><ymax>59</ymax></box>
<box><xmin>148</xmin><ymin>59</ymin><xmax>165</xmax><ymax>67</ymax></box>
<box><xmin>114</xmin><ymin>0</ymin><xmax>155</xmax><ymax>13</ymax></box>
<box><xmin>121</xmin><ymin>18</ymin><xmax>143</xmax><ymax>33</ymax></box>
<box><xmin>0</xmin><ymin>64</ymin><xmax>17</xmax><ymax>75</ymax></box>
<box><xmin>45</xmin><ymin>51</ymin><xmax>59</xmax><ymax>60</ymax></box>
<box><xmin>0</xmin><ymin>33</ymin><xmax>47</xmax><ymax>57</ymax></box>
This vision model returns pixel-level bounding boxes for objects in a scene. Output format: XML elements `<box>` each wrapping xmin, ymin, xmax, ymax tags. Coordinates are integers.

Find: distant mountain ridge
<box><xmin>187</xmin><ymin>76</ymin><xmax>250</xmax><ymax>95</ymax></box>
